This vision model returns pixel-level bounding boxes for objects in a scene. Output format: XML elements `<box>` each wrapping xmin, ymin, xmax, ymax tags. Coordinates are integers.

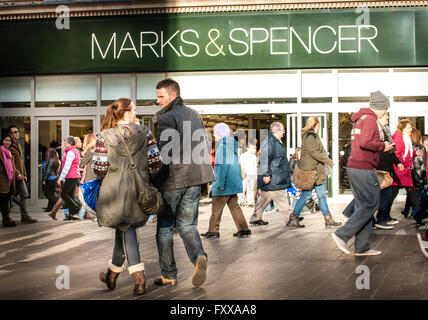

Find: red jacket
<box><xmin>347</xmin><ymin>108</ymin><xmax>385</xmax><ymax>170</ymax></box>
<box><xmin>391</xmin><ymin>131</ymin><xmax>414</xmax><ymax>187</ymax></box>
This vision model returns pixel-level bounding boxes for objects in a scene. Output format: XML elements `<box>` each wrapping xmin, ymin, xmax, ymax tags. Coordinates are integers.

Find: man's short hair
<box><xmin>270</xmin><ymin>122</ymin><xmax>284</xmax><ymax>133</ymax></box>
<box><xmin>7</xmin><ymin>125</ymin><xmax>17</xmax><ymax>133</ymax></box>
<box><xmin>64</xmin><ymin>136</ymin><xmax>75</xmax><ymax>146</ymax></box>
<box><xmin>156</xmin><ymin>78</ymin><xmax>180</xmax><ymax>96</ymax></box>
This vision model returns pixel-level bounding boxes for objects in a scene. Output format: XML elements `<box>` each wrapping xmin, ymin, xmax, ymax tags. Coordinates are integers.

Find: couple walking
<box><xmin>96</xmin><ymin>79</ymin><xmax>215</xmax><ymax>295</ymax></box>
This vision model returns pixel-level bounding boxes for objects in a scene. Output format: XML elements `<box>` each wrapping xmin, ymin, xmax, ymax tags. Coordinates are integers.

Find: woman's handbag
<box><xmin>116</xmin><ymin>129</ymin><xmax>164</xmax><ymax>216</ymax></box>
<box><xmin>292</xmin><ymin>165</ymin><xmax>317</xmax><ymax>190</ymax></box>
<box><xmin>376</xmin><ymin>170</ymin><xmax>393</xmax><ymax>190</ymax></box>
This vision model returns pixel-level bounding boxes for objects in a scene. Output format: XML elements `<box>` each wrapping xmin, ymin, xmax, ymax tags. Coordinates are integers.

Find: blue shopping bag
<box><xmin>78</xmin><ymin>179</ymin><xmax>102</xmax><ymax>216</ymax></box>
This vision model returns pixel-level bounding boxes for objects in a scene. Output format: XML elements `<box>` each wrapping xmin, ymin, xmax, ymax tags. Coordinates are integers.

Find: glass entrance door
<box><xmin>36</xmin><ymin>117</ymin><xmax>94</xmax><ymax>204</ymax></box>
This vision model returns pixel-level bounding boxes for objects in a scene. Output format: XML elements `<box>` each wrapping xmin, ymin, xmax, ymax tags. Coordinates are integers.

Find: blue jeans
<box><xmin>112</xmin><ymin>226</ymin><xmax>141</xmax><ymax>267</ymax></box>
<box><xmin>335</xmin><ymin>168</ymin><xmax>380</xmax><ymax>254</ymax></box>
<box><xmin>156</xmin><ymin>185</ymin><xmax>206</xmax><ymax>279</ymax></box>
<box><xmin>292</xmin><ymin>183</ymin><xmax>330</xmax><ymax>216</ymax></box>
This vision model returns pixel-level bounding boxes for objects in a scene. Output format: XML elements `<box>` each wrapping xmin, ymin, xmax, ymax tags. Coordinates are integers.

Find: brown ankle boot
<box><xmin>99</xmin><ymin>261</ymin><xmax>123</xmax><ymax>290</ymax></box>
<box><xmin>48</xmin><ymin>199</ymin><xmax>62</xmax><ymax>220</ymax></box>
<box><xmin>324</xmin><ymin>214</ymin><xmax>342</xmax><ymax>228</ymax></box>
<box><xmin>130</xmin><ymin>270</ymin><xmax>146</xmax><ymax>295</ymax></box>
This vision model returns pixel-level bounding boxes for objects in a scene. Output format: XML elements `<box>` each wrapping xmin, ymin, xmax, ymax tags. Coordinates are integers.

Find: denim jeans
<box><xmin>335</xmin><ymin>168</ymin><xmax>380</xmax><ymax>254</ymax></box>
<box><xmin>156</xmin><ymin>185</ymin><xmax>206</xmax><ymax>279</ymax></box>
<box><xmin>112</xmin><ymin>226</ymin><xmax>141</xmax><ymax>268</ymax></box>
<box><xmin>376</xmin><ymin>186</ymin><xmax>393</xmax><ymax>224</ymax></box>
<box><xmin>292</xmin><ymin>182</ymin><xmax>330</xmax><ymax>216</ymax></box>
<box><xmin>11</xmin><ymin>179</ymin><xmax>29</xmax><ymax>217</ymax></box>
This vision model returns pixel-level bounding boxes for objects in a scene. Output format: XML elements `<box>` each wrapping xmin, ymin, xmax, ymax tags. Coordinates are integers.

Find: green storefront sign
<box><xmin>1</xmin><ymin>7</ymin><xmax>427</xmax><ymax>75</ymax></box>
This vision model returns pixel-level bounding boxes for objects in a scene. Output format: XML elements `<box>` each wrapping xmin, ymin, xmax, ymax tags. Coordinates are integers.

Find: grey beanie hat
<box><xmin>369</xmin><ymin>91</ymin><xmax>390</xmax><ymax>110</ymax></box>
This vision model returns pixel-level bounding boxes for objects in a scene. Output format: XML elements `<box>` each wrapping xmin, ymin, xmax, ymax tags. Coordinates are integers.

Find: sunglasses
<box><xmin>10</xmin><ymin>130</ymin><xmax>19</xmax><ymax>134</ymax></box>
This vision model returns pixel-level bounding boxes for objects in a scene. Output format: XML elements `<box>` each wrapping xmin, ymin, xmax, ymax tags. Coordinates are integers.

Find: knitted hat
<box><xmin>369</xmin><ymin>91</ymin><xmax>390</xmax><ymax>110</ymax></box>
<box><xmin>213</xmin><ymin>123</ymin><xmax>230</xmax><ymax>138</ymax></box>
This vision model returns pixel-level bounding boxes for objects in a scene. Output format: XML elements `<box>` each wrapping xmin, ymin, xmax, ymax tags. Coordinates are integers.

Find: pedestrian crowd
<box><xmin>1</xmin><ymin>82</ymin><xmax>427</xmax><ymax>295</ymax></box>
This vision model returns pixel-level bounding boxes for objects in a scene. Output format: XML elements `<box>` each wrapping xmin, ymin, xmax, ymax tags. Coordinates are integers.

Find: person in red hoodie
<box><xmin>332</xmin><ymin>91</ymin><xmax>393</xmax><ymax>256</ymax></box>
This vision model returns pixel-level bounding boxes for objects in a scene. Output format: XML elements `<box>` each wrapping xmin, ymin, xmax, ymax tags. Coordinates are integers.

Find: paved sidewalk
<box><xmin>0</xmin><ymin>198</ymin><xmax>427</xmax><ymax>300</ymax></box>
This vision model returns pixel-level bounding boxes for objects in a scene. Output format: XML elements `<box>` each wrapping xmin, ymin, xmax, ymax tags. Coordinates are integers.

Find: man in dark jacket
<box><xmin>249</xmin><ymin>122</ymin><xmax>295</xmax><ymax>226</ymax></box>
<box><xmin>332</xmin><ymin>91</ymin><xmax>393</xmax><ymax>256</ymax></box>
<box><xmin>153</xmin><ymin>79</ymin><xmax>215</xmax><ymax>288</ymax></box>
<box><xmin>8</xmin><ymin>125</ymin><xmax>37</xmax><ymax>223</ymax></box>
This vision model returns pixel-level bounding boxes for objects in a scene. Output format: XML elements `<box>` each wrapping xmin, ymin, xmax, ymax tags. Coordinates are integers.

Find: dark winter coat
<box><xmin>154</xmin><ymin>96</ymin><xmax>215</xmax><ymax>191</ymax></box>
<box><xmin>299</xmin><ymin>129</ymin><xmax>334</xmax><ymax>186</ymax></box>
<box><xmin>257</xmin><ymin>131</ymin><xmax>291</xmax><ymax>191</ymax></box>
<box><xmin>10</xmin><ymin>140</ymin><xmax>26</xmax><ymax>177</ymax></box>
<box><xmin>412</xmin><ymin>145</ymin><xmax>427</xmax><ymax>188</ymax></box>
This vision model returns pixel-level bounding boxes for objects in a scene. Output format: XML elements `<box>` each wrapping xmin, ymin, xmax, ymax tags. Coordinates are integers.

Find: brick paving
<box><xmin>0</xmin><ymin>198</ymin><xmax>427</xmax><ymax>300</ymax></box>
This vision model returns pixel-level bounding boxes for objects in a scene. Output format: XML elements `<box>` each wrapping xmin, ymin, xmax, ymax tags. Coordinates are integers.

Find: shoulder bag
<box><xmin>376</xmin><ymin>170</ymin><xmax>393</xmax><ymax>190</ymax></box>
<box><xmin>291</xmin><ymin>133</ymin><xmax>318</xmax><ymax>190</ymax></box>
<box><xmin>116</xmin><ymin>128</ymin><xmax>164</xmax><ymax>216</ymax></box>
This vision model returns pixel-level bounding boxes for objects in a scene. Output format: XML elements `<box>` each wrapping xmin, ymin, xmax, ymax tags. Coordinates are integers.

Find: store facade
<box><xmin>1</xmin><ymin>2</ymin><xmax>428</xmax><ymax>205</ymax></box>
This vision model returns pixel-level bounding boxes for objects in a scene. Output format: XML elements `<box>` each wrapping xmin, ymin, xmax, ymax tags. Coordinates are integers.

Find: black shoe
<box><xmin>298</xmin><ymin>217</ymin><xmax>304</xmax><ymax>221</ymax></box>
<box><xmin>201</xmin><ymin>232</ymin><xmax>220</xmax><ymax>238</ymax></box>
<box><xmin>401</xmin><ymin>210</ymin><xmax>409</xmax><ymax>218</ymax></box>
<box><xmin>250</xmin><ymin>220</ymin><xmax>268</xmax><ymax>226</ymax></box>
<box><xmin>3</xmin><ymin>220</ymin><xmax>16</xmax><ymax>227</ymax></box>
<box><xmin>63</xmin><ymin>215</ymin><xmax>73</xmax><ymax>221</ymax></box>
<box><xmin>233</xmin><ymin>230</ymin><xmax>252</xmax><ymax>237</ymax></box>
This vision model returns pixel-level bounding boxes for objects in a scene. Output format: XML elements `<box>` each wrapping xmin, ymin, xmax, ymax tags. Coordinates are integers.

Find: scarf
<box><xmin>1</xmin><ymin>146</ymin><xmax>14</xmax><ymax>185</ymax></box>
<box><xmin>403</xmin><ymin>133</ymin><xmax>413</xmax><ymax>160</ymax></box>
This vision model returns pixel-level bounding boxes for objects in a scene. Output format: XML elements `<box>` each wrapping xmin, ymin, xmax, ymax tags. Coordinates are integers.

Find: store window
<box><xmin>338</xmin><ymin>113</ymin><xmax>353</xmax><ymax>194</ymax></box>
<box><xmin>0</xmin><ymin>77</ymin><xmax>31</xmax><ymax>108</ymax></box>
<box><xmin>0</xmin><ymin>117</ymin><xmax>31</xmax><ymax>194</ymax></box>
<box><xmin>101</xmin><ymin>74</ymin><xmax>131</xmax><ymax>106</ymax></box>
<box><xmin>301</xmin><ymin>71</ymin><xmax>333</xmax><ymax>103</ymax></box>
<box><xmin>136</xmin><ymin>73</ymin><xmax>164</xmax><ymax>106</ymax></box>
<box><xmin>35</xmin><ymin>75</ymin><xmax>97</xmax><ymax>107</ymax></box>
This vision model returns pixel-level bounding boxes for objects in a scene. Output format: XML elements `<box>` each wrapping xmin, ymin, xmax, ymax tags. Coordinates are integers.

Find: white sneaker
<box><xmin>374</xmin><ymin>223</ymin><xmax>394</xmax><ymax>230</ymax></box>
<box><xmin>354</xmin><ymin>249</ymin><xmax>382</xmax><ymax>256</ymax></box>
<box><xmin>386</xmin><ymin>219</ymin><xmax>399</xmax><ymax>225</ymax></box>
<box><xmin>331</xmin><ymin>233</ymin><xmax>350</xmax><ymax>254</ymax></box>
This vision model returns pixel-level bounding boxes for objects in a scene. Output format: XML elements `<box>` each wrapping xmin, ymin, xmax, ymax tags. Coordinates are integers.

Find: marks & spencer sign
<box><xmin>0</xmin><ymin>8</ymin><xmax>427</xmax><ymax>75</ymax></box>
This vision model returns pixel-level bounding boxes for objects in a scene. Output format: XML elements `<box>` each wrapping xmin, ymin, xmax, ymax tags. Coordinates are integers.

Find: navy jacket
<box><xmin>257</xmin><ymin>132</ymin><xmax>291</xmax><ymax>191</ymax></box>
<box><xmin>212</xmin><ymin>137</ymin><xmax>243</xmax><ymax>196</ymax></box>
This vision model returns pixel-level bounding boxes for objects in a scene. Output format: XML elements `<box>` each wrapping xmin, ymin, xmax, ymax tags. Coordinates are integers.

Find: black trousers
<box><xmin>60</xmin><ymin>178</ymin><xmax>81</xmax><ymax>215</ymax></box>
<box><xmin>44</xmin><ymin>180</ymin><xmax>60</xmax><ymax>211</ymax></box>
<box><xmin>390</xmin><ymin>186</ymin><xmax>419</xmax><ymax>215</ymax></box>
<box><xmin>0</xmin><ymin>192</ymin><xmax>11</xmax><ymax>223</ymax></box>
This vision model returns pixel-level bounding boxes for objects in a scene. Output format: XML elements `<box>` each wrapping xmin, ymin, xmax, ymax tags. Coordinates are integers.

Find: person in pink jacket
<box><xmin>390</xmin><ymin>119</ymin><xmax>423</xmax><ymax>218</ymax></box>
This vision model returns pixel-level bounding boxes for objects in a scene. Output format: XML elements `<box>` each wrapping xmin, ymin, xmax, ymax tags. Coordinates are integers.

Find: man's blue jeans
<box><xmin>335</xmin><ymin>168</ymin><xmax>380</xmax><ymax>254</ymax></box>
<box><xmin>156</xmin><ymin>185</ymin><xmax>206</xmax><ymax>280</ymax></box>
<box><xmin>292</xmin><ymin>182</ymin><xmax>330</xmax><ymax>216</ymax></box>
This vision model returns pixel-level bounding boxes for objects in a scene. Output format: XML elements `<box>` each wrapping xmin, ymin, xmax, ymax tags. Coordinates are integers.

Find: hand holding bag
<box><xmin>376</xmin><ymin>170</ymin><xmax>393</xmax><ymax>190</ymax></box>
<box><xmin>116</xmin><ymin>129</ymin><xmax>164</xmax><ymax>216</ymax></box>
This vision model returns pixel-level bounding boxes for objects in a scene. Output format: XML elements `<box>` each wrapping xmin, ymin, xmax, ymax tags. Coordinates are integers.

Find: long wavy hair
<box><xmin>46</xmin><ymin>148</ymin><xmax>60</xmax><ymax>174</ymax></box>
<box><xmin>302</xmin><ymin>117</ymin><xmax>320</xmax><ymax>134</ymax></box>
<box><xmin>82</xmin><ymin>133</ymin><xmax>97</xmax><ymax>154</ymax></box>
<box><xmin>102</xmin><ymin>98</ymin><xmax>133</xmax><ymax>130</ymax></box>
